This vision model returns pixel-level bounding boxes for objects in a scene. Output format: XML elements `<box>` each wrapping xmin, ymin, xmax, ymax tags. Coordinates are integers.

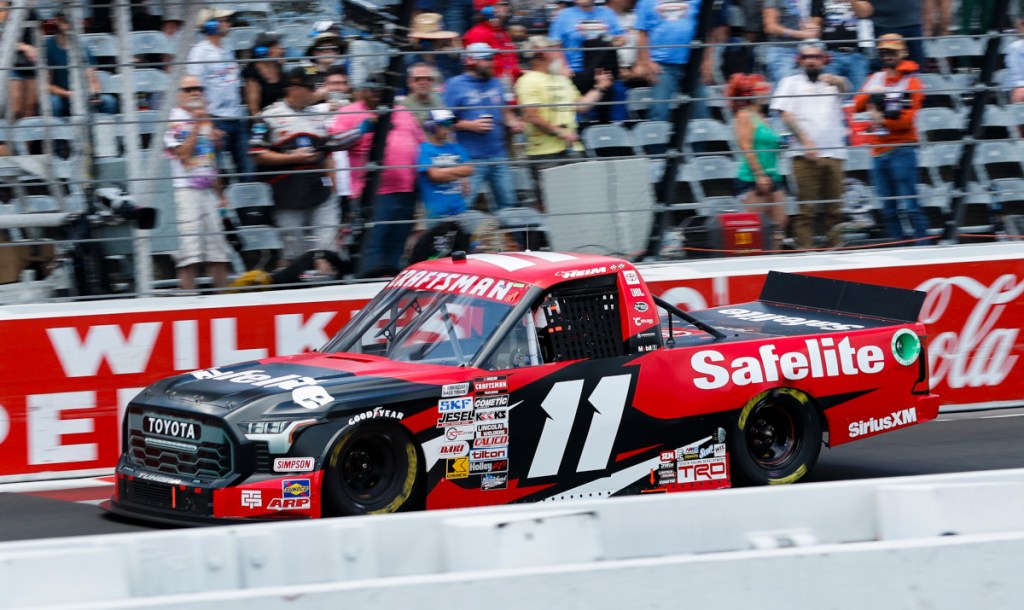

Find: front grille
<box><xmin>125</xmin><ymin>411</ymin><xmax>233</xmax><ymax>479</ymax></box>
<box><xmin>254</xmin><ymin>441</ymin><xmax>271</xmax><ymax>473</ymax></box>
<box><xmin>121</xmin><ymin>478</ymin><xmax>214</xmax><ymax>515</ymax></box>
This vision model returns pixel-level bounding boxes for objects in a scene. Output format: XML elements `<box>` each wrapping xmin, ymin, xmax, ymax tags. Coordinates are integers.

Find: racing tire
<box><xmin>729</xmin><ymin>388</ymin><xmax>822</xmax><ymax>486</ymax></box>
<box><xmin>324</xmin><ymin>421</ymin><xmax>424</xmax><ymax>516</ymax></box>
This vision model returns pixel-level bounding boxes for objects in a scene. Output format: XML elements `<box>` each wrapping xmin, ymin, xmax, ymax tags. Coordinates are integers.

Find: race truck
<box><xmin>107</xmin><ymin>251</ymin><xmax>939</xmax><ymax>524</ymax></box>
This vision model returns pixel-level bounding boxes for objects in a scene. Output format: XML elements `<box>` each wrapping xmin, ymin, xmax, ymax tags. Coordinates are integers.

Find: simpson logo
<box><xmin>189</xmin><ymin>368</ymin><xmax>320</xmax><ymax>390</ymax></box>
<box><xmin>634</xmin><ymin>302</ymin><xmax>649</xmax><ymax>312</ymax></box>
<box><xmin>282</xmin><ymin>479</ymin><xmax>311</xmax><ymax>498</ymax></box>
<box><xmin>848</xmin><ymin>408</ymin><xmax>917</xmax><ymax>438</ymax></box>
<box><xmin>715</xmin><ymin>308</ymin><xmax>865</xmax><ymax>332</ymax></box>
<box><xmin>241</xmin><ymin>489</ymin><xmax>262</xmax><ymax>509</ymax></box>
<box><xmin>474</xmin><ymin>376</ymin><xmax>508</xmax><ymax>394</ymax></box>
<box><xmin>555</xmin><ymin>267</ymin><xmax>607</xmax><ymax>279</ymax></box>
<box><xmin>273</xmin><ymin>457</ymin><xmax>315</xmax><ymax>472</ymax></box>
<box><xmin>437</xmin><ymin>411</ymin><xmax>474</xmax><ymax>427</ymax></box>
<box><xmin>445</xmin><ymin>425</ymin><xmax>475</xmax><ymax>441</ymax></box>
<box><xmin>438</xmin><ymin>397</ymin><xmax>474</xmax><ymax>412</ymax></box>
<box><xmin>441</xmin><ymin>382</ymin><xmax>471</xmax><ymax>398</ymax></box>
<box><xmin>387</xmin><ymin>269</ymin><xmax>523</xmax><ymax>303</ymax></box>
<box><xmin>348</xmin><ymin>406</ymin><xmax>405</xmax><ymax>425</ymax></box>
<box><xmin>474</xmin><ymin>394</ymin><xmax>509</xmax><ymax>409</ymax></box>
<box><xmin>144</xmin><ymin>416</ymin><xmax>198</xmax><ymax>440</ymax></box>
<box><xmin>622</xmin><ymin>270</ymin><xmax>641</xmax><ymax>285</ymax></box>
<box><xmin>446</xmin><ymin>457</ymin><xmax>469</xmax><ymax>479</ymax></box>
<box><xmin>267</xmin><ymin>498</ymin><xmax>311</xmax><ymax>510</ymax></box>
<box><xmin>630</xmin><ymin>287</ymin><xmax>645</xmax><ymax>298</ymax></box>
<box><xmin>482</xmin><ymin>473</ymin><xmax>508</xmax><ymax>490</ymax></box>
<box><xmin>439</xmin><ymin>442</ymin><xmax>469</xmax><ymax>457</ymax></box>
<box><xmin>677</xmin><ymin>457</ymin><xmax>729</xmax><ymax>483</ymax></box>
<box><xmin>474</xmin><ymin>435</ymin><xmax>509</xmax><ymax>448</ymax></box>
<box><xmin>692</xmin><ymin>337</ymin><xmax>885</xmax><ymax>390</ymax></box>
<box><xmin>470</xmin><ymin>448</ymin><xmax>507</xmax><ymax>461</ymax></box>
<box><xmin>293</xmin><ymin>385</ymin><xmax>333</xmax><ymax>410</ymax></box>
<box><xmin>475</xmin><ymin>408</ymin><xmax>508</xmax><ymax>422</ymax></box>
<box><xmin>470</xmin><ymin>459</ymin><xmax>509</xmax><ymax>474</ymax></box>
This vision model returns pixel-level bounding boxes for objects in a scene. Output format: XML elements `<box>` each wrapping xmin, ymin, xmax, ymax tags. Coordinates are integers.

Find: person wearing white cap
<box><xmin>186</xmin><ymin>8</ymin><xmax>251</xmax><ymax>177</ymax></box>
<box><xmin>442</xmin><ymin>42</ymin><xmax>524</xmax><ymax>211</ymax></box>
<box><xmin>417</xmin><ymin>108</ymin><xmax>475</xmax><ymax>220</ymax></box>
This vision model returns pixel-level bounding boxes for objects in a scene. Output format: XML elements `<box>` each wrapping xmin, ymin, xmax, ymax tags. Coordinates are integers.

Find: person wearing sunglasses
<box><xmin>770</xmin><ymin>41</ymin><xmax>850</xmax><ymax>250</ymax></box>
<box><xmin>164</xmin><ymin>75</ymin><xmax>232</xmax><ymax>292</ymax></box>
<box><xmin>853</xmin><ymin>33</ymin><xmax>929</xmax><ymax>245</ymax></box>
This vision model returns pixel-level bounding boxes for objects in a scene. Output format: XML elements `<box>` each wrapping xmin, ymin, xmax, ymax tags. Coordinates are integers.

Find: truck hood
<box><xmin>159</xmin><ymin>353</ymin><xmax>466</xmax><ymax>415</ymax></box>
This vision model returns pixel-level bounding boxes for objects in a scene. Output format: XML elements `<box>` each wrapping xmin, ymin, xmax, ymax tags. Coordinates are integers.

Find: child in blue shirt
<box><xmin>417</xmin><ymin>109</ymin><xmax>475</xmax><ymax>219</ymax></box>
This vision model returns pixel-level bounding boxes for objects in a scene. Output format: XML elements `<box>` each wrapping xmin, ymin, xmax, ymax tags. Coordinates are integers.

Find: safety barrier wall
<box><xmin>2</xmin><ymin>467</ymin><xmax>1024</xmax><ymax>608</ymax></box>
<box><xmin>0</xmin><ymin>243</ymin><xmax>1021</xmax><ymax>482</ymax></box>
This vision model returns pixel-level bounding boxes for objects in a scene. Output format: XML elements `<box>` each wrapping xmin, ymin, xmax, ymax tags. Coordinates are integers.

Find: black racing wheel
<box><xmin>729</xmin><ymin>388</ymin><xmax>822</xmax><ymax>486</ymax></box>
<box><xmin>324</xmin><ymin>421</ymin><xmax>423</xmax><ymax>516</ymax></box>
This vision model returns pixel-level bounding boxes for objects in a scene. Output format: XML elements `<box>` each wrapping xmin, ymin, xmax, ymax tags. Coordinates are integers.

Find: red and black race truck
<box><xmin>107</xmin><ymin>251</ymin><xmax>939</xmax><ymax>524</ymax></box>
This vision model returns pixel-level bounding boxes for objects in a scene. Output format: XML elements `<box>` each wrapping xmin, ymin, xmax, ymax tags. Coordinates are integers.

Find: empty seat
<box><xmin>680</xmin><ymin>155</ymin><xmax>737</xmax><ymax>198</ymax></box>
<box><xmin>581</xmin><ymin>123</ymin><xmax>634</xmax><ymax>158</ymax></box>
<box><xmin>990</xmin><ymin>178</ymin><xmax>1024</xmax><ymax>215</ymax></box>
<box><xmin>915</xmin><ymin>106</ymin><xmax>965</xmax><ymax>143</ymax></box>
<box><xmin>844</xmin><ymin>146</ymin><xmax>874</xmax><ymax>185</ymax></box>
<box><xmin>225</xmin><ymin>182</ymin><xmax>275</xmax><ymax>226</ymax></box>
<box><xmin>18</xmin><ymin>195</ymin><xmax>60</xmax><ymax>213</ymax></box>
<box><xmin>226</xmin><ymin>26</ymin><xmax>261</xmax><ymax>52</ymax></box>
<box><xmin>277</xmin><ymin>23</ymin><xmax>314</xmax><ymax>56</ymax></box>
<box><xmin>918</xmin><ymin>73</ymin><xmax>963</xmax><ymax>110</ymax></box>
<box><xmin>924</xmin><ymin>36</ymin><xmax>983</xmax><ymax>75</ymax></box>
<box><xmin>973</xmin><ymin>141</ymin><xmax>1024</xmax><ymax>185</ymax></box>
<box><xmin>631</xmin><ymin>120</ymin><xmax>672</xmax><ymax>155</ymax></box>
<box><xmin>81</xmin><ymin>33</ymin><xmax>118</xmax><ymax>60</ymax></box>
<box><xmin>978</xmin><ymin>105</ymin><xmax>1015</xmax><ymax>141</ymax></box>
<box><xmin>131</xmin><ymin>30</ymin><xmax>172</xmax><ymax>56</ymax></box>
<box><xmin>626</xmin><ymin>86</ymin><xmax>655</xmax><ymax>121</ymax></box>
<box><xmin>684</xmin><ymin>118</ymin><xmax>735</xmax><ymax>157</ymax></box>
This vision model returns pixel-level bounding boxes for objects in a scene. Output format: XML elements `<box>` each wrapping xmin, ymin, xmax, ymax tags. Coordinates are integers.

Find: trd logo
<box><xmin>267</xmin><ymin>498</ymin><xmax>311</xmax><ymax>510</ymax></box>
<box><xmin>676</xmin><ymin>458</ymin><xmax>728</xmax><ymax>483</ymax></box>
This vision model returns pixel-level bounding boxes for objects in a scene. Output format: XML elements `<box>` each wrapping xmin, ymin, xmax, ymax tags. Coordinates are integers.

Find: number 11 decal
<box><xmin>528</xmin><ymin>375</ymin><xmax>631</xmax><ymax>479</ymax></box>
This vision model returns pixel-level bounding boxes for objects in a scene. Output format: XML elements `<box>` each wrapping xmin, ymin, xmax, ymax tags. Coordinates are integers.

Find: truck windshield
<box><xmin>323</xmin><ymin>288</ymin><xmax>516</xmax><ymax>366</ymax></box>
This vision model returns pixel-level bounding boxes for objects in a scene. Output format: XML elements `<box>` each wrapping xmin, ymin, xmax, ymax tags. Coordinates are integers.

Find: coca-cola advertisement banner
<box><xmin>0</xmin><ymin>247</ymin><xmax>1020</xmax><ymax>480</ymax></box>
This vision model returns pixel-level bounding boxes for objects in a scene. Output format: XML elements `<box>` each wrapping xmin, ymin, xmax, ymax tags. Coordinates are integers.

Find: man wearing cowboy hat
<box><xmin>407</xmin><ymin>13</ymin><xmax>463</xmax><ymax>81</ymax></box>
<box><xmin>302</xmin><ymin>30</ymin><xmax>347</xmax><ymax>103</ymax></box>
<box><xmin>186</xmin><ymin>8</ymin><xmax>251</xmax><ymax>178</ymax></box>
<box><xmin>854</xmin><ymin>33</ymin><xmax>929</xmax><ymax>245</ymax></box>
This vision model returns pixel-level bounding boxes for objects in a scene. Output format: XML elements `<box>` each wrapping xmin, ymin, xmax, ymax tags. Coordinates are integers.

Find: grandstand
<box><xmin>0</xmin><ymin>0</ymin><xmax>1022</xmax><ymax>302</ymax></box>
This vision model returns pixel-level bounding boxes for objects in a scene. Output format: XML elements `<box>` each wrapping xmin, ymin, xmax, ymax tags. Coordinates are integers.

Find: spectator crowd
<box><xmin>2</xmin><ymin>0</ymin><xmax>1024</xmax><ymax>294</ymax></box>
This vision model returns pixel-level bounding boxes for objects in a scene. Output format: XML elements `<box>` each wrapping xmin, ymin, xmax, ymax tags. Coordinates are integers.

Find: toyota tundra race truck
<box><xmin>107</xmin><ymin>251</ymin><xmax>939</xmax><ymax>524</ymax></box>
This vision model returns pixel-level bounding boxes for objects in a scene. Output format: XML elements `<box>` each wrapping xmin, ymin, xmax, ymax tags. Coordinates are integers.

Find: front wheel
<box><xmin>323</xmin><ymin>421</ymin><xmax>423</xmax><ymax>516</ymax></box>
<box><xmin>729</xmin><ymin>388</ymin><xmax>822</xmax><ymax>486</ymax></box>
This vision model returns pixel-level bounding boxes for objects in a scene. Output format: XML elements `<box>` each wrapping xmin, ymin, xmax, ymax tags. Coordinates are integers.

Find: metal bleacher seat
<box><xmin>680</xmin><ymin>154</ymin><xmax>737</xmax><ymax>199</ymax></box>
<box><xmin>844</xmin><ymin>146</ymin><xmax>874</xmax><ymax>186</ymax></box>
<box><xmin>130</xmin><ymin>30</ymin><xmax>172</xmax><ymax>57</ymax></box>
<box><xmin>978</xmin><ymin>105</ymin><xmax>1016</xmax><ymax>141</ymax></box>
<box><xmin>224</xmin><ymin>182</ymin><xmax>283</xmax><ymax>267</ymax></box>
<box><xmin>18</xmin><ymin>195</ymin><xmax>60</xmax><ymax>213</ymax></box>
<box><xmin>916</xmin><ymin>107</ymin><xmax>966</xmax><ymax>143</ymax></box>
<box><xmin>973</xmin><ymin>141</ymin><xmax>1024</xmax><ymax>186</ymax></box>
<box><xmin>277</xmin><ymin>23</ymin><xmax>313</xmax><ymax>56</ymax></box>
<box><xmin>924</xmin><ymin>36</ymin><xmax>983</xmax><ymax>75</ymax></box>
<box><xmin>630</xmin><ymin>120</ymin><xmax>672</xmax><ymax>156</ymax></box>
<box><xmin>697</xmin><ymin>196</ymin><xmax>743</xmax><ymax>216</ymax></box>
<box><xmin>226</xmin><ymin>26</ymin><xmax>261</xmax><ymax>52</ymax></box>
<box><xmin>581</xmin><ymin>123</ymin><xmax>635</xmax><ymax>158</ymax></box>
<box><xmin>684</xmin><ymin>118</ymin><xmax>736</xmax><ymax>158</ymax></box>
<box><xmin>990</xmin><ymin>178</ymin><xmax>1024</xmax><ymax>216</ymax></box>
<box><xmin>918</xmin><ymin>73</ymin><xmax>963</xmax><ymax>110</ymax></box>
<box><xmin>918</xmin><ymin>143</ymin><xmax>961</xmax><ymax>187</ymax></box>
<box><xmin>626</xmin><ymin>86</ymin><xmax>655</xmax><ymax>121</ymax></box>
<box><xmin>81</xmin><ymin>33</ymin><xmax>118</xmax><ymax>61</ymax></box>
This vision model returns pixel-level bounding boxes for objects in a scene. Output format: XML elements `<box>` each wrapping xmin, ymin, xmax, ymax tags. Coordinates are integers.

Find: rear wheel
<box><xmin>729</xmin><ymin>388</ymin><xmax>822</xmax><ymax>486</ymax></box>
<box><xmin>324</xmin><ymin>422</ymin><xmax>423</xmax><ymax>516</ymax></box>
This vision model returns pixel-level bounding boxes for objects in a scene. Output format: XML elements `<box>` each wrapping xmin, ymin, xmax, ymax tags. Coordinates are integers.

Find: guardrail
<box><xmin>3</xmin><ymin>468</ymin><xmax>1024</xmax><ymax>609</ymax></box>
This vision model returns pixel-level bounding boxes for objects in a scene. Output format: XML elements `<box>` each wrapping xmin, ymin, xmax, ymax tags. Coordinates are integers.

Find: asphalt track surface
<box><xmin>1</xmin><ymin>406</ymin><xmax>1022</xmax><ymax>543</ymax></box>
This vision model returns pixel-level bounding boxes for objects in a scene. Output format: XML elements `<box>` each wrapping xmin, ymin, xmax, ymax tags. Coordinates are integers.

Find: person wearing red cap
<box><xmin>853</xmin><ymin>33</ymin><xmax>929</xmax><ymax>245</ymax></box>
<box><xmin>463</xmin><ymin>5</ymin><xmax>521</xmax><ymax>82</ymax></box>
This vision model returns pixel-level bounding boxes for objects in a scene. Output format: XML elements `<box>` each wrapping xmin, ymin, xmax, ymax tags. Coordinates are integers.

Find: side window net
<box><xmin>538</xmin><ymin>276</ymin><xmax>624</xmax><ymax>362</ymax></box>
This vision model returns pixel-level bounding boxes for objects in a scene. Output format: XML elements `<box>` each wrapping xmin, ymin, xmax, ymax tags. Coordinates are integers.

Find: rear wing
<box><xmin>759</xmin><ymin>271</ymin><xmax>926</xmax><ymax>324</ymax></box>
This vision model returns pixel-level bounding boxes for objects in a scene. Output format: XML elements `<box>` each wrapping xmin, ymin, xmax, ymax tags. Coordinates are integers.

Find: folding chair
<box><xmin>630</xmin><ymin>120</ymin><xmax>672</xmax><ymax>156</ymax></box>
<box><xmin>226</xmin><ymin>26</ymin><xmax>261</xmax><ymax>52</ymax></box>
<box><xmin>680</xmin><ymin>155</ymin><xmax>737</xmax><ymax>198</ymax></box>
<box><xmin>684</xmin><ymin>118</ymin><xmax>736</xmax><ymax>158</ymax></box>
<box><xmin>581</xmin><ymin>123</ymin><xmax>635</xmax><ymax>158</ymax></box>
<box><xmin>974</xmin><ymin>141</ymin><xmax>1024</xmax><ymax>185</ymax></box>
<box><xmin>915</xmin><ymin>107</ymin><xmax>965</xmax><ymax>143</ymax></box>
<box><xmin>626</xmin><ymin>86</ymin><xmax>655</xmax><ymax>122</ymax></box>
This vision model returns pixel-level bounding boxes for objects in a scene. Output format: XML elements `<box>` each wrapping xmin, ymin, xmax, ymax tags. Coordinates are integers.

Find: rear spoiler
<box><xmin>759</xmin><ymin>271</ymin><xmax>926</xmax><ymax>324</ymax></box>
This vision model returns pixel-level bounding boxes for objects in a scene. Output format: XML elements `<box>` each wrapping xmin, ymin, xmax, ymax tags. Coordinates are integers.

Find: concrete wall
<box><xmin>4</xmin><ymin>468</ymin><xmax>1024</xmax><ymax>609</ymax></box>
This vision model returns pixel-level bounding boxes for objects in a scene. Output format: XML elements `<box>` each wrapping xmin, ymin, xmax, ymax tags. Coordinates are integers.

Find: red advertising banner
<box><xmin>0</xmin><ymin>246</ymin><xmax>1020</xmax><ymax>480</ymax></box>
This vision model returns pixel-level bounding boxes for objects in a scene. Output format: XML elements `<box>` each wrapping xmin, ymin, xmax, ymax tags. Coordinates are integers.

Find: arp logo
<box><xmin>267</xmin><ymin>498</ymin><xmax>311</xmax><ymax>511</ymax></box>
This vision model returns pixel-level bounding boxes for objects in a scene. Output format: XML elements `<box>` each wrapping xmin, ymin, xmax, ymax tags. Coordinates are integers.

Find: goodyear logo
<box><xmin>282</xmin><ymin>478</ymin><xmax>311</xmax><ymax>498</ymax></box>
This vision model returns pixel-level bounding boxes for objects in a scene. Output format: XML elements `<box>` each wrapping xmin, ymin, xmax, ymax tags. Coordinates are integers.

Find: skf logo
<box><xmin>848</xmin><ymin>408</ymin><xmax>917</xmax><ymax>438</ymax></box>
<box><xmin>691</xmin><ymin>337</ymin><xmax>884</xmax><ymax>390</ymax></box>
<box><xmin>282</xmin><ymin>479</ymin><xmax>311</xmax><ymax>498</ymax></box>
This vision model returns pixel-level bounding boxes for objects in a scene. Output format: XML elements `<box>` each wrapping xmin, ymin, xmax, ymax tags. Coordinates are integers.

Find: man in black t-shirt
<box><xmin>821</xmin><ymin>0</ymin><xmax>873</xmax><ymax>92</ymax></box>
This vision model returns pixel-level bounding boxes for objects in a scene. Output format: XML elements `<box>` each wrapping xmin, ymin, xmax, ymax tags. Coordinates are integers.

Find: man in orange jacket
<box><xmin>853</xmin><ymin>33</ymin><xmax>931</xmax><ymax>245</ymax></box>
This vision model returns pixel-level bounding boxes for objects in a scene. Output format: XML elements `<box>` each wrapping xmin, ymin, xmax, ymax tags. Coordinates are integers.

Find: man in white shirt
<box><xmin>185</xmin><ymin>8</ymin><xmax>251</xmax><ymax>178</ymax></box>
<box><xmin>769</xmin><ymin>41</ymin><xmax>850</xmax><ymax>249</ymax></box>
